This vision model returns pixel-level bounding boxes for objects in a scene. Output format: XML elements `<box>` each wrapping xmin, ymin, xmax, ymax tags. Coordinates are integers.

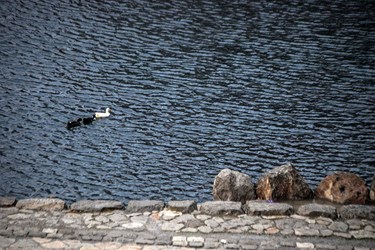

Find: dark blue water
<box><xmin>0</xmin><ymin>0</ymin><xmax>374</xmax><ymax>203</ymax></box>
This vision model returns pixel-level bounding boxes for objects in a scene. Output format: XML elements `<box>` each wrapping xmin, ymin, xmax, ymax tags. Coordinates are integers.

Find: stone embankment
<box><xmin>1</xmin><ymin>197</ymin><xmax>375</xmax><ymax>249</ymax></box>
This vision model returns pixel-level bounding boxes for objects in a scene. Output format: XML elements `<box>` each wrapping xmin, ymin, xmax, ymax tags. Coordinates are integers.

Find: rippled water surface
<box><xmin>0</xmin><ymin>0</ymin><xmax>374</xmax><ymax>203</ymax></box>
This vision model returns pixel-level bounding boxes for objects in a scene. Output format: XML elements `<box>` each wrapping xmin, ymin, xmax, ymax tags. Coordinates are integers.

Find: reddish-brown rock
<box><xmin>213</xmin><ymin>169</ymin><xmax>256</xmax><ymax>204</ymax></box>
<box><xmin>256</xmin><ymin>163</ymin><xmax>313</xmax><ymax>201</ymax></box>
<box><xmin>315</xmin><ymin>172</ymin><xmax>368</xmax><ymax>205</ymax></box>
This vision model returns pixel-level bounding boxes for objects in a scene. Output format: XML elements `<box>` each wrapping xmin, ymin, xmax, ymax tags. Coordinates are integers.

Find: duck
<box><xmin>83</xmin><ymin>115</ymin><xmax>96</xmax><ymax>125</ymax></box>
<box><xmin>66</xmin><ymin>118</ymin><xmax>82</xmax><ymax>129</ymax></box>
<box><xmin>95</xmin><ymin>108</ymin><xmax>111</xmax><ymax>118</ymax></box>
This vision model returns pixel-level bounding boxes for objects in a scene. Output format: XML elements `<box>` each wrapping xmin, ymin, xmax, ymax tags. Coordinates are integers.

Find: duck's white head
<box><xmin>106</xmin><ymin>108</ymin><xmax>111</xmax><ymax>113</ymax></box>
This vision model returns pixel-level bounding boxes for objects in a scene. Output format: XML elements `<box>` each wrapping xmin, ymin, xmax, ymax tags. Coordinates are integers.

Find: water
<box><xmin>0</xmin><ymin>0</ymin><xmax>374</xmax><ymax>204</ymax></box>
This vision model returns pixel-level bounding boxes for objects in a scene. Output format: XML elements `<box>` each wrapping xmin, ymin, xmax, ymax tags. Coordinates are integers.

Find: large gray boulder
<box><xmin>315</xmin><ymin>172</ymin><xmax>368</xmax><ymax>204</ymax></box>
<box><xmin>16</xmin><ymin>198</ymin><xmax>65</xmax><ymax>211</ymax></box>
<box><xmin>256</xmin><ymin>163</ymin><xmax>313</xmax><ymax>201</ymax></box>
<box><xmin>70</xmin><ymin>200</ymin><xmax>123</xmax><ymax>212</ymax></box>
<box><xmin>213</xmin><ymin>169</ymin><xmax>256</xmax><ymax>204</ymax></box>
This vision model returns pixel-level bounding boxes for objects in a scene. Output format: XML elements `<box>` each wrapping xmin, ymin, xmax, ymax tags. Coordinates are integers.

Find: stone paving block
<box><xmin>204</xmin><ymin>241</ymin><xmax>220</xmax><ymax>249</ymax></box>
<box><xmin>350</xmin><ymin>230</ymin><xmax>375</xmax><ymax>239</ymax></box>
<box><xmin>167</xmin><ymin>200</ymin><xmax>197</xmax><ymax>213</ymax></box>
<box><xmin>328</xmin><ymin>221</ymin><xmax>348</xmax><ymax>232</ymax></box>
<box><xmin>320</xmin><ymin>229</ymin><xmax>333</xmax><ymax>237</ymax></box>
<box><xmin>187</xmin><ymin>236</ymin><xmax>204</xmax><ymax>247</ymax></box>
<box><xmin>0</xmin><ymin>229</ymin><xmax>13</xmax><ymax>237</ymax></box>
<box><xmin>12</xmin><ymin>228</ymin><xmax>28</xmax><ymax>237</ymax></box>
<box><xmin>336</xmin><ymin>246</ymin><xmax>353</xmax><ymax>250</ymax></box>
<box><xmin>244</xmin><ymin>201</ymin><xmax>293</xmax><ymax>216</ymax></box>
<box><xmin>224</xmin><ymin>243</ymin><xmax>240</xmax><ymax>249</ymax></box>
<box><xmin>27</xmin><ymin>227</ymin><xmax>47</xmax><ymax>237</ymax></box>
<box><xmin>241</xmin><ymin>245</ymin><xmax>258</xmax><ymax>250</ymax></box>
<box><xmin>297</xmin><ymin>203</ymin><xmax>337</xmax><ymax>219</ymax></box>
<box><xmin>172</xmin><ymin>236</ymin><xmax>187</xmax><ymax>247</ymax></box>
<box><xmin>0</xmin><ymin>207</ymin><xmax>18</xmax><ymax>218</ymax></box>
<box><xmin>339</xmin><ymin>205</ymin><xmax>375</xmax><ymax>220</ymax></box>
<box><xmin>198</xmin><ymin>225</ymin><xmax>213</xmax><ymax>233</ymax></box>
<box><xmin>280</xmin><ymin>241</ymin><xmax>295</xmax><ymax>247</ymax></box>
<box><xmin>155</xmin><ymin>235</ymin><xmax>172</xmax><ymax>245</ymax></box>
<box><xmin>296</xmin><ymin>242</ymin><xmax>315</xmax><ymax>248</ymax></box>
<box><xmin>159</xmin><ymin>210</ymin><xmax>181</xmax><ymax>221</ymax></box>
<box><xmin>315</xmin><ymin>243</ymin><xmax>336</xmax><ymax>249</ymax></box>
<box><xmin>70</xmin><ymin>200</ymin><xmax>124</xmax><ymax>212</ymax></box>
<box><xmin>135</xmin><ymin>237</ymin><xmax>155</xmax><ymax>245</ymax></box>
<box><xmin>16</xmin><ymin>198</ymin><xmax>65</xmax><ymax>211</ymax></box>
<box><xmin>161</xmin><ymin>221</ymin><xmax>184</xmax><ymax>231</ymax></box>
<box><xmin>294</xmin><ymin>227</ymin><xmax>320</xmax><ymax>236</ymax></box>
<box><xmin>0</xmin><ymin>197</ymin><xmax>16</xmax><ymax>207</ymax></box>
<box><xmin>260</xmin><ymin>240</ymin><xmax>280</xmax><ymax>249</ymax></box>
<box><xmin>6</xmin><ymin>238</ymin><xmax>41</xmax><ymax>249</ymax></box>
<box><xmin>334</xmin><ymin>232</ymin><xmax>352</xmax><ymax>239</ymax></box>
<box><xmin>199</xmin><ymin>201</ymin><xmax>243</xmax><ymax>216</ymax></box>
<box><xmin>126</xmin><ymin>200</ymin><xmax>164</xmax><ymax>213</ymax></box>
<box><xmin>0</xmin><ymin>235</ymin><xmax>15</xmax><ymax>248</ymax></box>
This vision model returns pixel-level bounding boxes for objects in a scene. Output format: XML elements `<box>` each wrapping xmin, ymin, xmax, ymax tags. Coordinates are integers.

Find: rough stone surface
<box><xmin>297</xmin><ymin>203</ymin><xmax>337</xmax><ymax>219</ymax></box>
<box><xmin>0</xmin><ymin>197</ymin><xmax>16</xmax><ymax>207</ymax></box>
<box><xmin>339</xmin><ymin>205</ymin><xmax>375</xmax><ymax>220</ymax></box>
<box><xmin>199</xmin><ymin>201</ymin><xmax>243</xmax><ymax>216</ymax></box>
<box><xmin>329</xmin><ymin>221</ymin><xmax>349</xmax><ymax>232</ymax></box>
<box><xmin>244</xmin><ymin>201</ymin><xmax>293</xmax><ymax>216</ymax></box>
<box><xmin>315</xmin><ymin>172</ymin><xmax>369</xmax><ymax>204</ymax></box>
<box><xmin>70</xmin><ymin>200</ymin><xmax>123</xmax><ymax>212</ymax></box>
<box><xmin>296</xmin><ymin>242</ymin><xmax>315</xmax><ymax>249</ymax></box>
<box><xmin>256</xmin><ymin>163</ymin><xmax>313</xmax><ymax>201</ymax></box>
<box><xmin>2</xmin><ymin>196</ymin><xmax>375</xmax><ymax>250</ymax></box>
<box><xmin>16</xmin><ymin>198</ymin><xmax>65</xmax><ymax>211</ymax></box>
<box><xmin>370</xmin><ymin>175</ymin><xmax>375</xmax><ymax>202</ymax></box>
<box><xmin>126</xmin><ymin>200</ymin><xmax>164</xmax><ymax>213</ymax></box>
<box><xmin>213</xmin><ymin>168</ymin><xmax>256</xmax><ymax>204</ymax></box>
<box><xmin>167</xmin><ymin>200</ymin><xmax>197</xmax><ymax>213</ymax></box>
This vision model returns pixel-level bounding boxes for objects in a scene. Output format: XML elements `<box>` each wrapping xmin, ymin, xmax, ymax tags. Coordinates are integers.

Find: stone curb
<box><xmin>2</xmin><ymin>197</ymin><xmax>375</xmax><ymax>249</ymax></box>
<box><xmin>1</xmin><ymin>197</ymin><xmax>374</xmax><ymax>220</ymax></box>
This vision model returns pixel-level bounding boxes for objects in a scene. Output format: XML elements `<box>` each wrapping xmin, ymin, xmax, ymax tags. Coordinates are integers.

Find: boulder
<box><xmin>297</xmin><ymin>203</ymin><xmax>337</xmax><ymax>219</ymax></box>
<box><xmin>70</xmin><ymin>200</ymin><xmax>123</xmax><ymax>212</ymax></box>
<box><xmin>213</xmin><ymin>168</ymin><xmax>255</xmax><ymax>204</ymax></box>
<box><xmin>315</xmin><ymin>172</ymin><xmax>368</xmax><ymax>204</ymax></box>
<box><xmin>339</xmin><ymin>205</ymin><xmax>375</xmax><ymax>220</ymax></box>
<box><xmin>370</xmin><ymin>175</ymin><xmax>375</xmax><ymax>202</ymax></box>
<box><xmin>199</xmin><ymin>201</ymin><xmax>243</xmax><ymax>216</ymax></box>
<box><xmin>126</xmin><ymin>200</ymin><xmax>164</xmax><ymax>213</ymax></box>
<box><xmin>256</xmin><ymin>163</ymin><xmax>313</xmax><ymax>201</ymax></box>
<box><xmin>167</xmin><ymin>200</ymin><xmax>197</xmax><ymax>213</ymax></box>
<box><xmin>16</xmin><ymin>198</ymin><xmax>65</xmax><ymax>211</ymax></box>
<box><xmin>243</xmin><ymin>200</ymin><xmax>293</xmax><ymax>216</ymax></box>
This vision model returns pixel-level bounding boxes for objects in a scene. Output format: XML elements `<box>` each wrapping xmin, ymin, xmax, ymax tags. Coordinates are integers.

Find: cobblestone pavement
<box><xmin>1</xmin><ymin>203</ymin><xmax>375</xmax><ymax>250</ymax></box>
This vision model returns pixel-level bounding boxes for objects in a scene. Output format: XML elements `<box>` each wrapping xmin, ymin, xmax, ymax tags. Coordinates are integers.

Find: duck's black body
<box><xmin>67</xmin><ymin>118</ymin><xmax>82</xmax><ymax>129</ymax></box>
<box><xmin>67</xmin><ymin>108</ymin><xmax>109</xmax><ymax>130</ymax></box>
<box><xmin>83</xmin><ymin>115</ymin><xmax>96</xmax><ymax>125</ymax></box>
